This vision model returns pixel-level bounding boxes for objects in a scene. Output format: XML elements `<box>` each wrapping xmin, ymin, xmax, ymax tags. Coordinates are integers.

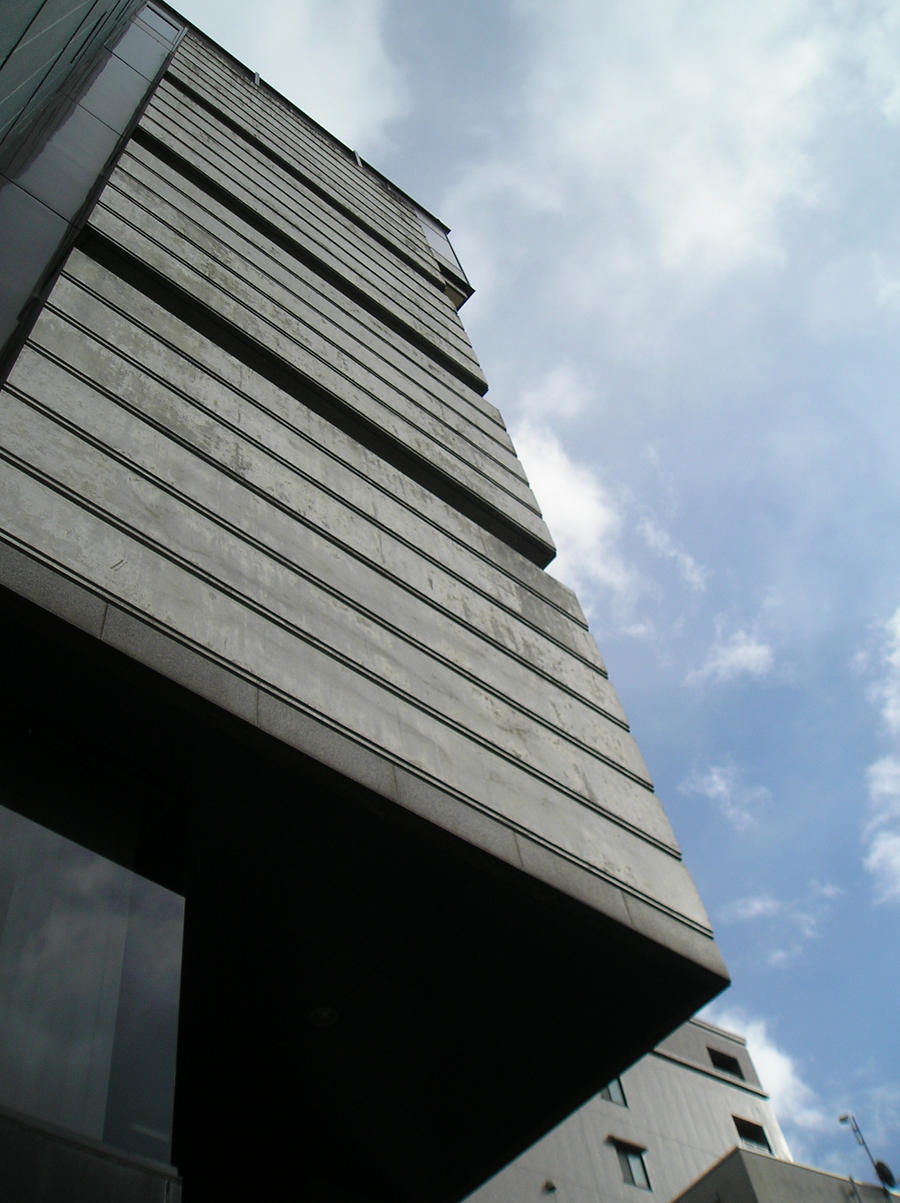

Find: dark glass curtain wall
<box><xmin>0</xmin><ymin>805</ymin><xmax>184</xmax><ymax>1164</ymax></box>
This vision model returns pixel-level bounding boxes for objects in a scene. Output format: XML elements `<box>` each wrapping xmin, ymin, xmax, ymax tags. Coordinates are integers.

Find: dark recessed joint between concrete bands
<box><xmin>163</xmin><ymin>72</ymin><xmax>452</xmax><ymax>301</ymax></box>
<box><xmin>77</xmin><ymin>228</ymin><xmax>557</xmax><ymax>569</ymax></box>
<box><xmin>131</xmin><ymin>122</ymin><xmax>489</xmax><ymax>398</ymax></box>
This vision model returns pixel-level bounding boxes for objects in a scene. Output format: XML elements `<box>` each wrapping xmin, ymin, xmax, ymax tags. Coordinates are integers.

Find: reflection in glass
<box><xmin>138</xmin><ymin>5</ymin><xmax>183</xmax><ymax>42</ymax></box>
<box><xmin>0</xmin><ymin>805</ymin><xmax>183</xmax><ymax>1163</ymax></box>
<box><xmin>416</xmin><ymin>208</ymin><xmax>468</xmax><ymax>281</ymax></box>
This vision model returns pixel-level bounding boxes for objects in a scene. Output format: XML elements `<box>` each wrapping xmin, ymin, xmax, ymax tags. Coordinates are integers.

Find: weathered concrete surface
<box><xmin>0</xmin><ymin>18</ymin><xmax>729</xmax><ymax>1201</ymax></box>
<box><xmin>0</xmin><ymin>22</ymin><xmax>728</xmax><ymax>981</ymax></box>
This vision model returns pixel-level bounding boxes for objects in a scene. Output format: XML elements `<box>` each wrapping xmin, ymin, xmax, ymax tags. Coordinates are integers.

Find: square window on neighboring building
<box><xmin>733</xmin><ymin>1117</ymin><xmax>772</xmax><ymax>1153</ymax></box>
<box><xmin>612</xmin><ymin>1140</ymin><xmax>651</xmax><ymax>1190</ymax></box>
<box><xmin>599</xmin><ymin>1077</ymin><xmax>627</xmax><ymax>1106</ymax></box>
<box><xmin>708</xmin><ymin>1047</ymin><xmax>744</xmax><ymax>1079</ymax></box>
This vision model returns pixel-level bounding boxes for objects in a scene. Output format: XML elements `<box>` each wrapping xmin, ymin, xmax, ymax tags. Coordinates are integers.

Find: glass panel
<box><xmin>0</xmin><ymin>1</ymin><xmax>113</xmax><ymax>139</ymax></box>
<box><xmin>628</xmin><ymin>1150</ymin><xmax>651</xmax><ymax>1190</ymax></box>
<box><xmin>0</xmin><ymin>3</ymin><xmax>164</xmax><ymax>361</ymax></box>
<box><xmin>417</xmin><ymin>209</ymin><xmax>468</xmax><ymax>282</ymax></box>
<box><xmin>0</xmin><ymin>805</ymin><xmax>183</xmax><ymax>1163</ymax></box>
<box><xmin>709</xmin><ymin>1047</ymin><xmax>744</xmax><ymax>1078</ymax></box>
<box><xmin>600</xmin><ymin>1076</ymin><xmax>627</xmax><ymax>1105</ymax></box>
<box><xmin>78</xmin><ymin>47</ymin><xmax>147</xmax><ymax>132</ymax></box>
<box><xmin>615</xmin><ymin>1143</ymin><xmax>651</xmax><ymax>1190</ymax></box>
<box><xmin>734</xmin><ymin>1117</ymin><xmax>771</xmax><ymax>1153</ymax></box>
<box><xmin>110</xmin><ymin>19</ymin><xmax>170</xmax><ymax>78</ymax></box>
<box><xmin>139</xmin><ymin>5</ymin><xmax>181</xmax><ymax>42</ymax></box>
<box><xmin>22</xmin><ymin>0</ymin><xmax>96</xmax><ymax>47</ymax></box>
<box><xmin>0</xmin><ymin>1</ymin><xmax>94</xmax><ymax>102</ymax></box>
<box><xmin>0</xmin><ymin>0</ymin><xmax>50</xmax><ymax>66</ymax></box>
<box><xmin>9</xmin><ymin>99</ymin><xmax>119</xmax><ymax>214</ymax></box>
<box><xmin>0</xmin><ymin>178</ymin><xmax>67</xmax><ymax>336</ymax></box>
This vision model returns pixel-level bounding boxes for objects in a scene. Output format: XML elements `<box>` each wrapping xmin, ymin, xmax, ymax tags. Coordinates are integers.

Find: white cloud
<box><xmin>444</xmin><ymin>0</ymin><xmax>900</xmax><ymax>376</ymax></box>
<box><xmin>767</xmin><ymin>945</ymin><xmax>802</xmax><ymax>969</ymax></box>
<box><xmin>863</xmin><ymin>1082</ymin><xmax>900</xmax><ymax>1154</ymax></box>
<box><xmin>859</xmin><ymin>609</ymin><xmax>900</xmax><ymax>903</ymax></box>
<box><xmin>689</xmin><ymin>628</ymin><xmax>774</xmax><ymax>686</ymax></box>
<box><xmin>679</xmin><ymin>761</ymin><xmax>770</xmax><ymax>831</ymax></box>
<box><xmin>440</xmin><ymin>0</ymin><xmax>862</xmax><ymax>352</ymax></box>
<box><xmin>864</xmin><ymin>831</ymin><xmax>900</xmax><ymax>904</ymax></box>
<box><xmin>512</xmin><ymin>0</ymin><xmax>833</xmax><ymax>285</ymax></box>
<box><xmin>865</xmin><ymin>756</ymin><xmax>900</xmax><ymax>832</ymax></box>
<box><xmin>718</xmin><ymin>880</ymin><xmax>842</xmax><ymax>966</ymax></box>
<box><xmin>850</xmin><ymin>2</ymin><xmax>900</xmax><ymax>124</ymax></box>
<box><xmin>703</xmin><ymin>1004</ymin><xmax>831</xmax><ymax>1158</ymax></box>
<box><xmin>518</xmin><ymin>362</ymin><xmax>592</xmax><ymax>423</ymax></box>
<box><xmin>512</xmin><ymin>418</ymin><xmax>636</xmax><ymax>604</ymax></box>
<box><xmin>720</xmin><ymin>894</ymin><xmax>783</xmax><ymax>922</ymax></box>
<box><xmin>868</xmin><ymin>606</ymin><xmax>900</xmax><ymax>735</ymax></box>
<box><xmin>621</xmin><ymin>620</ymin><xmax>656</xmax><ymax>642</ymax></box>
<box><xmin>639</xmin><ymin>516</ymin><xmax>708</xmax><ymax>593</ymax></box>
<box><xmin>741</xmin><ymin>1019</ymin><xmax>831</xmax><ymax>1143</ymax></box>
<box><xmin>811</xmin><ymin>880</ymin><xmax>843</xmax><ymax>900</ymax></box>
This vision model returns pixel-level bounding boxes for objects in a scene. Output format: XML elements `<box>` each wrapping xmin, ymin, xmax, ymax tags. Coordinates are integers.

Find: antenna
<box><xmin>840</xmin><ymin>1114</ymin><xmax>896</xmax><ymax>1198</ymax></box>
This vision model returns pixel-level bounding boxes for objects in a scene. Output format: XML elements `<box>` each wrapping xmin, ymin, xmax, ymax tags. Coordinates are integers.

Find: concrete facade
<box><xmin>0</xmin><ymin>4</ymin><xmax>728</xmax><ymax>1200</ymax></box>
<box><xmin>468</xmin><ymin>1019</ymin><xmax>789</xmax><ymax>1203</ymax></box>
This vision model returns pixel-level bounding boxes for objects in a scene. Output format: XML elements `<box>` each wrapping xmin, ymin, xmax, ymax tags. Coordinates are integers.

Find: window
<box><xmin>612</xmin><ymin>1140</ymin><xmax>651</xmax><ymax>1190</ymax></box>
<box><xmin>708</xmin><ymin>1047</ymin><xmax>744</xmax><ymax>1079</ymax></box>
<box><xmin>734</xmin><ymin>1117</ymin><xmax>772</xmax><ymax>1153</ymax></box>
<box><xmin>414</xmin><ymin>208</ymin><xmax>473</xmax><ymax>309</ymax></box>
<box><xmin>416</xmin><ymin>210</ymin><xmax>465</xmax><ymax>276</ymax></box>
<box><xmin>0</xmin><ymin>804</ymin><xmax>184</xmax><ymax>1163</ymax></box>
<box><xmin>599</xmin><ymin>1077</ymin><xmax>627</xmax><ymax>1106</ymax></box>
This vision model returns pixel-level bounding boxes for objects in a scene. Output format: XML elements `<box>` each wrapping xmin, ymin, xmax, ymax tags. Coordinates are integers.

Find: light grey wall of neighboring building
<box><xmin>674</xmin><ymin>1147</ymin><xmax>892</xmax><ymax>1203</ymax></box>
<box><xmin>468</xmin><ymin>1020</ymin><xmax>789</xmax><ymax>1203</ymax></box>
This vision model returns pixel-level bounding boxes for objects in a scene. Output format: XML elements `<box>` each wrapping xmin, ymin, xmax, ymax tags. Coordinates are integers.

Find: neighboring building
<box><xmin>0</xmin><ymin>5</ymin><xmax>729</xmax><ymax>1201</ymax></box>
<box><xmin>673</xmin><ymin>1147</ymin><xmax>894</xmax><ymax>1203</ymax></box>
<box><xmin>468</xmin><ymin>1018</ymin><xmax>790</xmax><ymax>1203</ymax></box>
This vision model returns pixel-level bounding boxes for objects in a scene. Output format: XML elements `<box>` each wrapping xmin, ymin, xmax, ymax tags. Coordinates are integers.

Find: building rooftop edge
<box><xmin>160</xmin><ymin>2</ymin><xmax>455</xmax><ymax>235</ymax></box>
<box><xmin>650</xmin><ymin>1048</ymin><xmax>769</xmax><ymax>1100</ymax></box>
<box><xmin>686</xmin><ymin>1015</ymin><xmax>748</xmax><ymax>1045</ymax></box>
<box><xmin>734</xmin><ymin>1147</ymin><xmax>898</xmax><ymax>1194</ymax></box>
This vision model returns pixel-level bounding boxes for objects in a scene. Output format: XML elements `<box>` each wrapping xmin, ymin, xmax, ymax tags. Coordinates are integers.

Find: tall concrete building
<box><xmin>0</xmin><ymin>4</ymin><xmax>729</xmax><ymax>1200</ymax></box>
<box><xmin>468</xmin><ymin>1017</ymin><xmax>790</xmax><ymax>1203</ymax></box>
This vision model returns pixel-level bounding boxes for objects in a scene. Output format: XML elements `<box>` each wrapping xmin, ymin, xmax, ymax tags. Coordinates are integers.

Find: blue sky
<box><xmin>176</xmin><ymin>0</ymin><xmax>900</xmax><ymax>1179</ymax></box>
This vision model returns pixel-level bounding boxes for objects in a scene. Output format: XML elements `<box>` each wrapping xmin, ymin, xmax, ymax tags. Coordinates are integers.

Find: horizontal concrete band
<box><xmin>123</xmin><ymin>127</ymin><xmax>500</xmax><ymax>439</ymax></box>
<box><xmin>117</xmin><ymin>135</ymin><xmax>509</xmax><ymax>449</ymax></box>
<box><xmin>163</xmin><ymin>69</ymin><xmax>446</xmax><ymax>295</ymax></box>
<box><xmin>172</xmin><ymin>32</ymin><xmax>440</xmax><ymax>278</ymax></box>
<box><xmin>9</xmin><ymin>331</ymin><xmax>622</xmax><ymax>744</ymax></box>
<box><xmin>174</xmin><ymin>33</ymin><xmax>423</xmax><ymax>241</ymax></box>
<box><xmin>47</xmin><ymin>252</ymin><xmax>587</xmax><ymax>650</ymax></box>
<box><xmin>0</xmin><ymin>536</ymin><xmax>723</xmax><ymax>976</ymax></box>
<box><xmin>143</xmin><ymin>81</ymin><xmax>482</xmax><ymax>383</ymax></box>
<box><xmin>0</xmin><ymin>454</ymin><xmax>704</xmax><ymax>935</ymax></box>
<box><xmin>107</xmin><ymin>140</ymin><xmax>528</xmax><ymax>492</ymax></box>
<box><xmin>0</xmin><ymin>393</ymin><xmax>667</xmax><ymax>848</ymax></box>
<box><xmin>82</xmin><ymin>206</ymin><xmax>557</xmax><ymax>563</ymax></box>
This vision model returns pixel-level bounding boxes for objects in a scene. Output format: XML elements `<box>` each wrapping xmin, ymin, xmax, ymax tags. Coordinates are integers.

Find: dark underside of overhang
<box><xmin>0</xmin><ymin>584</ymin><xmax>725</xmax><ymax>1202</ymax></box>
